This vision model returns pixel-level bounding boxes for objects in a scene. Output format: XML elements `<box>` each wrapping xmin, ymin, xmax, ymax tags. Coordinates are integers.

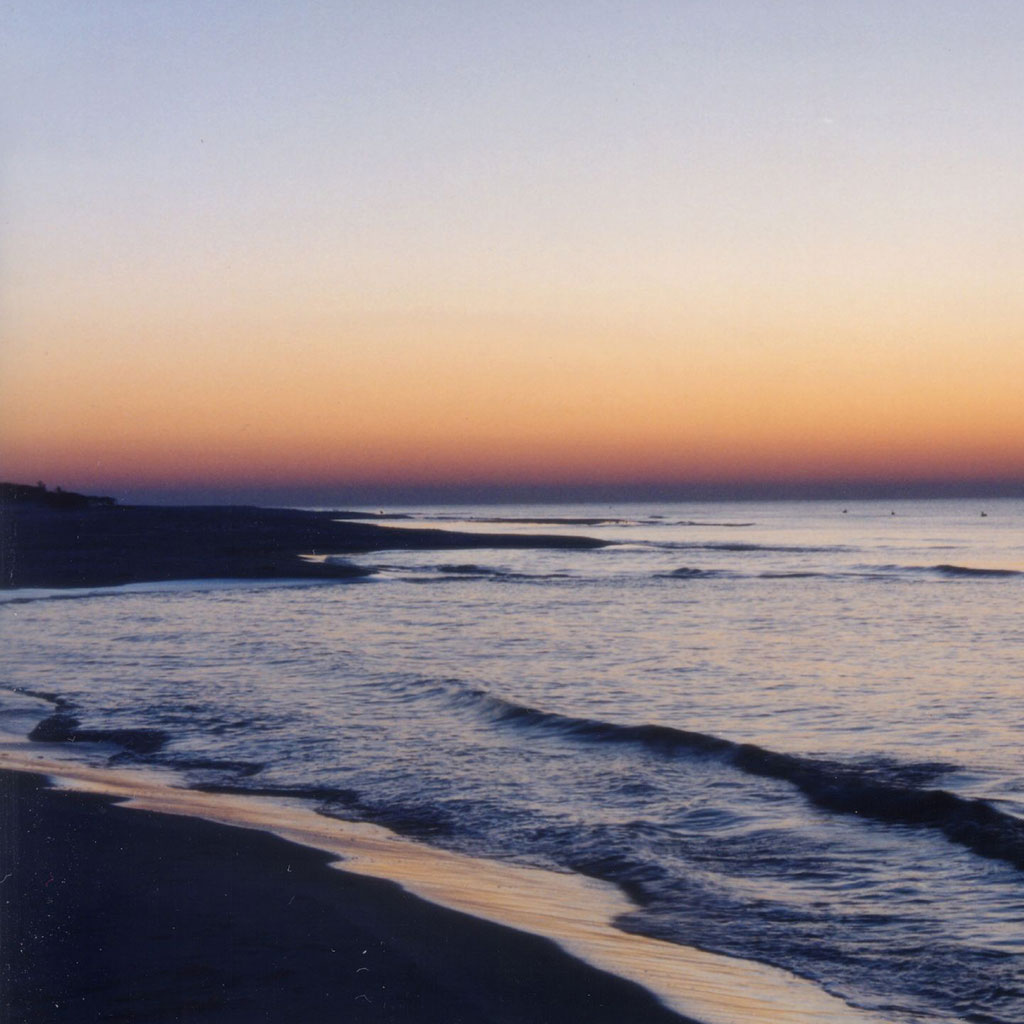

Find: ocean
<box><xmin>2</xmin><ymin>498</ymin><xmax>1022</xmax><ymax>1023</ymax></box>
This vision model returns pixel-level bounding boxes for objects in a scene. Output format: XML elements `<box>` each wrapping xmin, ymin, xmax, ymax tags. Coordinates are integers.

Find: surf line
<box><xmin>1</xmin><ymin>748</ymin><xmax>883</xmax><ymax>1024</ymax></box>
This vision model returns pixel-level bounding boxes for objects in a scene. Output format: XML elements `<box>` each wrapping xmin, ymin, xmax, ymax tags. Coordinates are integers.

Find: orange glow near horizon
<box><xmin>3</xmin><ymin>5</ymin><xmax>1023</xmax><ymax>500</ymax></box>
<box><xmin>3</xmin><ymin>305</ymin><xmax>1022</xmax><ymax>496</ymax></box>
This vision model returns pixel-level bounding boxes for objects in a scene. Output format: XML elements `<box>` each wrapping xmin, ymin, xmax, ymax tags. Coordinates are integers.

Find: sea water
<box><xmin>2</xmin><ymin>499</ymin><xmax>1022</xmax><ymax>1023</ymax></box>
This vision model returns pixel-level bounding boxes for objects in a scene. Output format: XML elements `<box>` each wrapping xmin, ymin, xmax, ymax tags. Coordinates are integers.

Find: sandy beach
<box><xmin>1</xmin><ymin>765</ymin><xmax>691</xmax><ymax>1024</ymax></box>
<box><xmin>0</xmin><ymin>750</ymin><xmax>887</xmax><ymax>1024</ymax></box>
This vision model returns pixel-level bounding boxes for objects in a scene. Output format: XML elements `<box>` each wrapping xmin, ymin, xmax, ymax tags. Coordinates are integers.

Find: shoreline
<box><xmin>0</xmin><ymin>765</ymin><xmax>690</xmax><ymax>1024</ymax></box>
<box><xmin>0</xmin><ymin>501</ymin><xmax>607</xmax><ymax>589</ymax></box>
<box><xmin>1</xmin><ymin>749</ymin><xmax>882</xmax><ymax>1024</ymax></box>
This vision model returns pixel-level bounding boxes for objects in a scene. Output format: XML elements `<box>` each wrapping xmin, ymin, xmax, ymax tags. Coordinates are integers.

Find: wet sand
<box><xmin>0</xmin><ymin>766</ymin><xmax>689</xmax><ymax>1024</ymax></box>
<box><xmin>0</xmin><ymin>753</ymin><xmax>881</xmax><ymax>1024</ymax></box>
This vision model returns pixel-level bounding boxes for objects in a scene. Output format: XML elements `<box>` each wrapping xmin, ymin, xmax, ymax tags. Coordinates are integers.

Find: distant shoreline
<box><xmin>0</xmin><ymin>495</ymin><xmax>607</xmax><ymax>589</ymax></box>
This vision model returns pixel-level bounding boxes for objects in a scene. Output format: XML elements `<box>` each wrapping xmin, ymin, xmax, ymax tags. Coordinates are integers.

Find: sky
<box><xmin>2</xmin><ymin>1</ymin><xmax>1022</xmax><ymax>504</ymax></box>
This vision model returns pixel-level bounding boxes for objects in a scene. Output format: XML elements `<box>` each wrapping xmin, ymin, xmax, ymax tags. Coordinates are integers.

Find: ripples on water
<box><xmin>2</xmin><ymin>499</ymin><xmax>1023</xmax><ymax>1023</ymax></box>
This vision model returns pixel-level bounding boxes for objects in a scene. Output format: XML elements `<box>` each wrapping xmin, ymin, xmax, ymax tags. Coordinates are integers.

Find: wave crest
<box><xmin>456</xmin><ymin>688</ymin><xmax>1024</xmax><ymax>871</ymax></box>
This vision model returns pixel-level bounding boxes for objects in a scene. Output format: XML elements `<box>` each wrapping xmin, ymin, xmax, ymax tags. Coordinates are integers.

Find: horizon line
<box><xmin>9</xmin><ymin>477</ymin><xmax>1021</xmax><ymax>507</ymax></box>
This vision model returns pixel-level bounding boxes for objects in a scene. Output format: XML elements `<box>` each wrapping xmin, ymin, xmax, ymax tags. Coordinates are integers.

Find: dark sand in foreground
<box><xmin>0</xmin><ymin>769</ymin><xmax>690</xmax><ymax>1024</ymax></box>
